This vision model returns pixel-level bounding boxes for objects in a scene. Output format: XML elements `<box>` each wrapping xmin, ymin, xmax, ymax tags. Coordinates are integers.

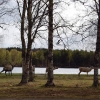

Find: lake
<box><xmin>0</xmin><ymin>67</ymin><xmax>99</xmax><ymax>75</ymax></box>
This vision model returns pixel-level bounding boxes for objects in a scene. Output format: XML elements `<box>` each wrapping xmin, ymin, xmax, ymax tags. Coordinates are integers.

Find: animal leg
<box><xmin>5</xmin><ymin>71</ymin><xmax>7</xmax><ymax>76</ymax></box>
<box><xmin>87</xmin><ymin>72</ymin><xmax>88</xmax><ymax>76</ymax></box>
<box><xmin>8</xmin><ymin>71</ymin><xmax>10</xmax><ymax>76</ymax></box>
<box><xmin>11</xmin><ymin>71</ymin><xmax>12</xmax><ymax>76</ymax></box>
<box><xmin>78</xmin><ymin>71</ymin><xmax>81</xmax><ymax>76</ymax></box>
<box><xmin>45</xmin><ymin>72</ymin><xmax>47</xmax><ymax>77</ymax></box>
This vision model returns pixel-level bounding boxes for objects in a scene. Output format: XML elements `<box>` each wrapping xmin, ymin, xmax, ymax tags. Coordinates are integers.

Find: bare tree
<box><xmin>69</xmin><ymin>0</ymin><xmax>100</xmax><ymax>86</ymax></box>
<box><xmin>54</xmin><ymin>1</ymin><xmax>96</xmax><ymax>50</ymax></box>
<box><xmin>93</xmin><ymin>0</ymin><xmax>100</xmax><ymax>87</ymax></box>
<box><xmin>20</xmin><ymin>0</ymin><xmax>27</xmax><ymax>84</ymax></box>
<box><xmin>0</xmin><ymin>0</ymin><xmax>9</xmax><ymax>45</ymax></box>
<box><xmin>45</xmin><ymin>0</ymin><xmax>55</xmax><ymax>86</ymax></box>
<box><xmin>16</xmin><ymin>0</ymin><xmax>48</xmax><ymax>84</ymax></box>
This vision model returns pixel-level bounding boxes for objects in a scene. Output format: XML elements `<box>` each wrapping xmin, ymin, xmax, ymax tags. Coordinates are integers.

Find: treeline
<box><xmin>0</xmin><ymin>48</ymin><xmax>94</xmax><ymax>68</ymax></box>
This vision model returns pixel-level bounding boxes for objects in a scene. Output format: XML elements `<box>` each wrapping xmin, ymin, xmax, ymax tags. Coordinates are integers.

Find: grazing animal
<box><xmin>45</xmin><ymin>66</ymin><xmax>58</xmax><ymax>76</ymax></box>
<box><xmin>32</xmin><ymin>65</ymin><xmax>35</xmax><ymax>72</ymax></box>
<box><xmin>78</xmin><ymin>67</ymin><xmax>93</xmax><ymax>76</ymax></box>
<box><xmin>0</xmin><ymin>63</ymin><xmax>15</xmax><ymax>76</ymax></box>
<box><xmin>32</xmin><ymin>65</ymin><xmax>35</xmax><ymax>76</ymax></box>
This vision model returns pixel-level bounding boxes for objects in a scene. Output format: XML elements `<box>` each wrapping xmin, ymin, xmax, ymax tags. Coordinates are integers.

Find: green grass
<box><xmin>0</xmin><ymin>74</ymin><xmax>100</xmax><ymax>99</ymax></box>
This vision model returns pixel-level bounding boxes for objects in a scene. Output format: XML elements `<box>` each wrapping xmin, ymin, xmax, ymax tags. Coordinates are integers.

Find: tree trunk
<box><xmin>20</xmin><ymin>59</ymin><xmax>29</xmax><ymax>84</ymax></box>
<box><xmin>28</xmin><ymin>51</ymin><xmax>34</xmax><ymax>82</ymax></box>
<box><xmin>93</xmin><ymin>66</ymin><xmax>99</xmax><ymax>86</ymax></box>
<box><xmin>26</xmin><ymin>0</ymin><xmax>33</xmax><ymax>82</ymax></box>
<box><xmin>45</xmin><ymin>0</ymin><xmax>55</xmax><ymax>87</ymax></box>
<box><xmin>20</xmin><ymin>0</ymin><xmax>33</xmax><ymax>84</ymax></box>
<box><xmin>93</xmin><ymin>0</ymin><xmax>100</xmax><ymax>87</ymax></box>
<box><xmin>20</xmin><ymin>0</ymin><xmax>28</xmax><ymax>84</ymax></box>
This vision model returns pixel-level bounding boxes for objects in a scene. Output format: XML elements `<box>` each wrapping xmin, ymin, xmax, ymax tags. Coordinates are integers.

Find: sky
<box><xmin>0</xmin><ymin>0</ymin><xmax>96</xmax><ymax>51</ymax></box>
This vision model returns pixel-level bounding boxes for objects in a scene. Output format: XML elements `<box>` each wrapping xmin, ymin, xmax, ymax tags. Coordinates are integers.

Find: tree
<box><xmin>18</xmin><ymin>0</ymin><xmax>27</xmax><ymax>84</ymax></box>
<box><xmin>10</xmin><ymin>49</ymin><xmax>22</xmax><ymax>65</ymax></box>
<box><xmin>0</xmin><ymin>0</ymin><xmax>10</xmax><ymax>46</ymax></box>
<box><xmin>93</xmin><ymin>0</ymin><xmax>100</xmax><ymax>87</ymax></box>
<box><xmin>0</xmin><ymin>49</ymin><xmax>6</xmax><ymax>65</ymax></box>
<box><xmin>70</xmin><ymin>0</ymin><xmax>100</xmax><ymax>86</ymax></box>
<box><xmin>16</xmin><ymin>0</ymin><xmax>48</xmax><ymax>84</ymax></box>
<box><xmin>45</xmin><ymin>0</ymin><xmax>54</xmax><ymax>86</ymax></box>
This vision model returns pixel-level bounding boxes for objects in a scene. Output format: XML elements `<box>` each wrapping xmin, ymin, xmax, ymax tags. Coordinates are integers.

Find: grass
<box><xmin>0</xmin><ymin>74</ymin><xmax>100</xmax><ymax>99</ymax></box>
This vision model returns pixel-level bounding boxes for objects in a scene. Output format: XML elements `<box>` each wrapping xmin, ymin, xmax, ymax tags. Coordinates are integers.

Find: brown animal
<box><xmin>0</xmin><ymin>63</ymin><xmax>15</xmax><ymax>76</ymax></box>
<box><xmin>32</xmin><ymin>65</ymin><xmax>35</xmax><ymax>72</ymax></box>
<box><xmin>32</xmin><ymin>65</ymin><xmax>35</xmax><ymax>76</ymax></box>
<box><xmin>78</xmin><ymin>67</ymin><xmax>93</xmax><ymax>76</ymax></box>
<box><xmin>45</xmin><ymin>66</ymin><xmax>58</xmax><ymax>76</ymax></box>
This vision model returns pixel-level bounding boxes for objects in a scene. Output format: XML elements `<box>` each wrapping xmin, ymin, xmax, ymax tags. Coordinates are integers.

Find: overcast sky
<box><xmin>0</xmin><ymin>0</ymin><xmax>96</xmax><ymax>51</ymax></box>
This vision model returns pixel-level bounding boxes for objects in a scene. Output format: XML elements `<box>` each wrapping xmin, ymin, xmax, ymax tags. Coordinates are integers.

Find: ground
<box><xmin>0</xmin><ymin>74</ymin><xmax>100</xmax><ymax>100</ymax></box>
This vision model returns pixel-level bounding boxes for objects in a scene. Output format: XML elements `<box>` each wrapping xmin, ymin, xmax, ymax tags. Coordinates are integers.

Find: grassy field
<box><xmin>0</xmin><ymin>74</ymin><xmax>100</xmax><ymax>99</ymax></box>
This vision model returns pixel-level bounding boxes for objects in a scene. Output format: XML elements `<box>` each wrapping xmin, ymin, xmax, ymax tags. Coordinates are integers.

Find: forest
<box><xmin>0</xmin><ymin>47</ymin><xmax>94</xmax><ymax>68</ymax></box>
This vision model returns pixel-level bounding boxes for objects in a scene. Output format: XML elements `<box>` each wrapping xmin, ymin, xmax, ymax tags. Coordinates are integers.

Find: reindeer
<box><xmin>32</xmin><ymin>65</ymin><xmax>35</xmax><ymax>76</ymax></box>
<box><xmin>32</xmin><ymin>65</ymin><xmax>35</xmax><ymax>72</ymax></box>
<box><xmin>78</xmin><ymin>66</ymin><xmax>93</xmax><ymax>76</ymax></box>
<box><xmin>45</xmin><ymin>66</ymin><xmax>58</xmax><ymax>76</ymax></box>
<box><xmin>0</xmin><ymin>63</ymin><xmax>16</xmax><ymax>76</ymax></box>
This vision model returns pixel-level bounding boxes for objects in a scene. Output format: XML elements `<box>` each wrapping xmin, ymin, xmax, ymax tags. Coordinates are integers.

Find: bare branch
<box><xmin>16</xmin><ymin>0</ymin><xmax>22</xmax><ymax>18</ymax></box>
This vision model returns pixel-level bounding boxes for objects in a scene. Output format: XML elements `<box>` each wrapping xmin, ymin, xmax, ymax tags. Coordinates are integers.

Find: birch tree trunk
<box><xmin>26</xmin><ymin>0</ymin><xmax>33</xmax><ymax>82</ymax></box>
<box><xmin>28</xmin><ymin>51</ymin><xmax>34</xmax><ymax>82</ymax></box>
<box><xmin>20</xmin><ymin>0</ymin><xmax>33</xmax><ymax>84</ymax></box>
<box><xmin>17</xmin><ymin>0</ymin><xmax>48</xmax><ymax>84</ymax></box>
<box><xmin>93</xmin><ymin>0</ymin><xmax>100</xmax><ymax>87</ymax></box>
<box><xmin>20</xmin><ymin>0</ymin><xmax>28</xmax><ymax>84</ymax></box>
<box><xmin>45</xmin><ymin>0</ymin><xmax>55</xmax><ymax>86</ymax></box>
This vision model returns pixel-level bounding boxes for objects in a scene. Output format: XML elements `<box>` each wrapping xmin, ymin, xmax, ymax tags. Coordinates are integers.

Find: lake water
<box><xmin>0</xmin><ymin>67</ymin><xmax>99</xmax><ymax>75</ymax></box>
